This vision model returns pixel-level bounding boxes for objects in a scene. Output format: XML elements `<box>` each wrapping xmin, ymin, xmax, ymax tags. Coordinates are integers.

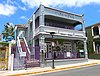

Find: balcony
<box><xmin>92</xmin><ymin>26</ymin><xmax>100</xmax><ymax>39</ymax></box>
<box><xmin>35</xmin><ymin>26</ymin><xmax>86</xmax><ymax>39</ymax></box>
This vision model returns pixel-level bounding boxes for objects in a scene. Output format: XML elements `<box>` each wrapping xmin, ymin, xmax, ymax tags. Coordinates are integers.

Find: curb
<box><xmin>8</xmin><ymin>62</ymin><xmax>100</xmax><ymax>76</ymax></box>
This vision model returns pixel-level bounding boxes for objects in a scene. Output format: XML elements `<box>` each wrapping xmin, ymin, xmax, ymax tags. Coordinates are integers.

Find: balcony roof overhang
<box><xmin>45</xmin><ymin>15</ymin><xmax>82</xmax><ymax>26</ymax></box>
<box><xmin>34</xmin><ymin>33</ymin><xmax>86</xmax><ymax>41</ymax></box>
<box><xmin>34</xmin><ymin>5</ymin><xmax>83</xmax><ymax>25</ymax></box>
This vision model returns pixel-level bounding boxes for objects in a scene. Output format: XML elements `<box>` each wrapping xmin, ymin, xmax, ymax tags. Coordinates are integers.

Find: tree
<box><xmin>2</xmin><ymin>22</ymin><xmax>14</xmax><ymax>42</ymax></box>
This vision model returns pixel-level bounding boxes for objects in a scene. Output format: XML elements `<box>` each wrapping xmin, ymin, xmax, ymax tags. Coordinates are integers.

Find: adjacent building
<box><xmin>86</xmin><ymin>23</ymin><xmax>100</xmax><ymax>54</ymax></box>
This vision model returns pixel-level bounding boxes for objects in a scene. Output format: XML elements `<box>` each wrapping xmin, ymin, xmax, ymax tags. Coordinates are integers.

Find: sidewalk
<box><xmin>0</xmin><ymin>59</ymin><xmax>100</xmax><ymax>76</ymax></box>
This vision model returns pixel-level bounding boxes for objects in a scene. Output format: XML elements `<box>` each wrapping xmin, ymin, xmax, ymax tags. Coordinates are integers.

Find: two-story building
<box><xmin>15</xmin><ymin>5</ymin><xmax>88</xmax><ymax>68</ymax></box>
<box><xmin>86</xmin><ymin>23</ymin><xmax>100</xmax><ymax>54</ymax></box>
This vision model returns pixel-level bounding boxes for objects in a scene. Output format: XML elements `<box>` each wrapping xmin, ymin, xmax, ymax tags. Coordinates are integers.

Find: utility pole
<box><xmin>50</xmin><ymin>32</ymin><xmax>55</xmax><ymax>69</ymax></box>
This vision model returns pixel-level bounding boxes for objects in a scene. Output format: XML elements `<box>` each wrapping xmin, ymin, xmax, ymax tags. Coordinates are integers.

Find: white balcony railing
<box><xmin>35</xmin><ymin>26</ymin><xmax>85</xmax><ymax>38</ymax></box>
<box><xmin>17</xmin><ymin>36</ymin><xmax>26</xmax><ymax>57</ymax></box>
<box><xmin>93</xmin><ymin>35</ymin><xmax>99</xmax><ymax>39</ymax></box>
<box><xmin>17</xmin><ymin>31</ymin><xmax>30</xmax><ymax>57</ymax></box>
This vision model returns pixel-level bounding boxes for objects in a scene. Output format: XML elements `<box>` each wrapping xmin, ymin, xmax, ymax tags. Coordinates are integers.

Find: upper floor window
<box><xmin>86</xmin><ymin>32</ymin><xmax>87</xmax><ymax>37</ymax></box>
<box><xmin>35</xmin><ymin>17</ymin><xmax>39</xmax><ymax>29</ymax></box>
<box><xmin>93</xmin><ymin>26</ymin><xmax>99</xmax><ymax>36</ymax></box>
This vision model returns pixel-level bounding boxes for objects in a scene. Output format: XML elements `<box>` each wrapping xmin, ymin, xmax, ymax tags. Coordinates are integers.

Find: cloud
<box><xmin>20</xmin><ymin>16</ymin><xmax>27</xmax><ymax>20</ymax></box>
<box><xmin>13</xmin><ymin>1</ymin><xmax>27</xmax><ymax>11</ymax></box>
<box><xmin>19</xmin><ymin>6</ymin><xmax>27</xmax><ymax>11</ymax></box>
<box><xmin>0</xmin><ymin>3</ymin><xmax>17</xmax><ymax>16</ymax></box>
<box><xmin>21</xmin><ymin>0</ymin><xmax>38</xmax><ymax>8</ymax></box>
<box><xmin>21</xmin><ymin>0</ymin><xmax>100</xmax><ymax>8</ymax></box>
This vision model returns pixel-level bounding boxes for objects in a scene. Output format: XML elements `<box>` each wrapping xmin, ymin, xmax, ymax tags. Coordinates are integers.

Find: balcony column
<box><xmin>39</xmin><ymin>35</ymin><xmax>46</xmax><ymax>67</ymax></box>
<box><xmin>32</xmin><ymin>14</ymin><xmax>35</xmax><ymax>58</ymax></box>
<box><xmin>91</xmin><ymin>26</ymin><xmax>94</xmax><ymax>36</ymax></box>
<box><xmin>82</xmin><ymin>20</ymin><xmax>85</xmax><ymax>34</ymax></box>
<box><xmin>93</xmin><ymin>41</ymin><xmax>96</xmax><ymax>52</ymax></box>
<box><xmin>84</xmin><ymin>40</ymin><xmax>88</xmax><ymax>60</ymax></box>
<box><xmin>39</xmin><ymin>5</ymin><xmax>45</xmax><ymax>29</ymax></box>
<box><xmin>32</xmin><ymin>14</ymin><xmax>35</xmax><ymax>38</ymax></box>
<box><xmin>82</xmin><ymin>19</ymin><xmax>88</xmax><ymax>60</ymax></box>
<box><xmin>98</xmin><ymin>26</ymin><xmax>100</xmax><ymax>35</ymax></box>
<box><xmin>27</xmin><ymin>23</ymin><xmax>30</xmax><ymax>41</ymax></box>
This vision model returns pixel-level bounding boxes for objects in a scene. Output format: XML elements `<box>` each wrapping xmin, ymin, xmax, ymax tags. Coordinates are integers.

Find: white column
<box><xmin>39</xmin><ymin>5</ymin><xmax>45</xmax><ymax>66</ymax></box>
<box><xmin>84</xmin><ymin>40</ymin><xmax>88</xmax><ymax>60</ymax></box>
<box><xmin>39</xmin><ymin>5</ymin><xmax>45</xmax><ymax>53</ymax></box>
<box><xmin>82</xmin><ymin>19</ymin><xmax>88</xmax><ymax>60</ymax></box>
<box><xmin>32</xmin><ymin>14</ymin><xmax>35</xmax><ymax>58</ymax></box>
<box><xmin>39</xmin><ymin>5</ymin><xmax>44</xmax><ymax>27</ymax></box>
<box><xmin>98</xmin><ymin>26</ymin><xmax>100</xmax><ymax>35</ymax></box>
<box><xmin>32</xmin><ymin>14</ymin><xmax>35</xmax><ymax>38</ymax></box>
<box><xmin>82</xmin><ymin>20</ymin><xmax>86</xmax><ymax>41</ymax></box>
<box><xmin>91</xmin><ymin>26</ymin><xmax>94</xmax><ymax>36</ymax></box>
<box><xmin>11</xmin><ymin>54</ymin><xmax>14</xmax><ymax>71</ymax></box>
<box><xmin>93</xmin><ymin>42</ymin><xmax>96</xmax><ymax>52</ymax></box>
<box><xmin>39</xmin><ymin>36</ymin><xmax>45</xmax><ymax>52</ymax></box>
<box><xmin>8</xmin><ymin>43</ymin><xmax>14</xmax><ymax>71</ymax></box>
<box><xmin>8</xmin><ymin>43</ymin><xmax>11</xmax><ymax>70</ymax></box>
<box><xmin>82</xmin><ymin>20</ymin><xmax>85</xmax><ymax>34</ymax></box>
<box><xmin>32</xmin><ymin>39</ymin><xmax>35</xmax><ymax>58</ymax></box>
<box><xmin>39</xmin><ymin>36</ymin><xmax>45</xmax><ymax>67</ymax></box>
<box><xmin>27</xmin><ymin>24</ymin><xmax>30</xmax><ymax>41</ymax></box>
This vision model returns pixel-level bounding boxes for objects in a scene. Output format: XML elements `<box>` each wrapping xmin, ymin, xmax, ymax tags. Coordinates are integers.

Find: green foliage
<box><xmin>76</xmin><ymin>41</ymin><xmax>84</xmax><ymax>51</ymax></box>
<box><xmin>89</xmin><ymin>54</ymin><xmax>100</xmax><ymax>59</ymax></box>
<box><xmin>0</xmin><ymin>42</ymin><xmax>9</xmax><ymax>46</ymax></box>
<box><xmin>87</xmin><ymin>47</ymin><xmax>94</xmax><ymax>54</ymax></box>
<box><xmin>2</xmin><ymin>22</ymin><xmax>14</xmax><ymax>42</ymax></box>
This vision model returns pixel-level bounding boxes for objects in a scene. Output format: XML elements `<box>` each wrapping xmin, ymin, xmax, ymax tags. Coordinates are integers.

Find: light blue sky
<box><xmin>0</xmin><ymin>0</ymin><xmax>100</xmax><ymax>33</ymax></box>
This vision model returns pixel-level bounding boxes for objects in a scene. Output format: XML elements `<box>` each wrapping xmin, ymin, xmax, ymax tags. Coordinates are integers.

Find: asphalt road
<box><xmin>32</xmin><ymin>64</ymin><xmax>100</xmax><ymax>76</ymax></box>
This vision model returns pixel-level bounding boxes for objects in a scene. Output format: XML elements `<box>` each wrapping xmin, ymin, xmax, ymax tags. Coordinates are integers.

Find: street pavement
<box><xmin>0</xmin><ymin>59</ymin><xmax>100</xmax><ymax>76</ymax></box>
<box><xmin>32</xmin><ymin>65</ymin><xmax>100</xmax><ymax>76</ymax></box>
<box><xmin>45</xmin><ymin>58</ymin><xmax>86</xmax><ymax>67</ymax></box>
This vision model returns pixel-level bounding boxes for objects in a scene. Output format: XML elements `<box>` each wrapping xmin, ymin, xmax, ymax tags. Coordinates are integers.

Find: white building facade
<box><xmin>15</xmin><ymin>5</ymin><xmax>88</xmax><ymax>68</ymax></box>
<box><xmin>25</xmin><ymin>4</ymin><xmax>88</xmax><ymax>64</ymax></box>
